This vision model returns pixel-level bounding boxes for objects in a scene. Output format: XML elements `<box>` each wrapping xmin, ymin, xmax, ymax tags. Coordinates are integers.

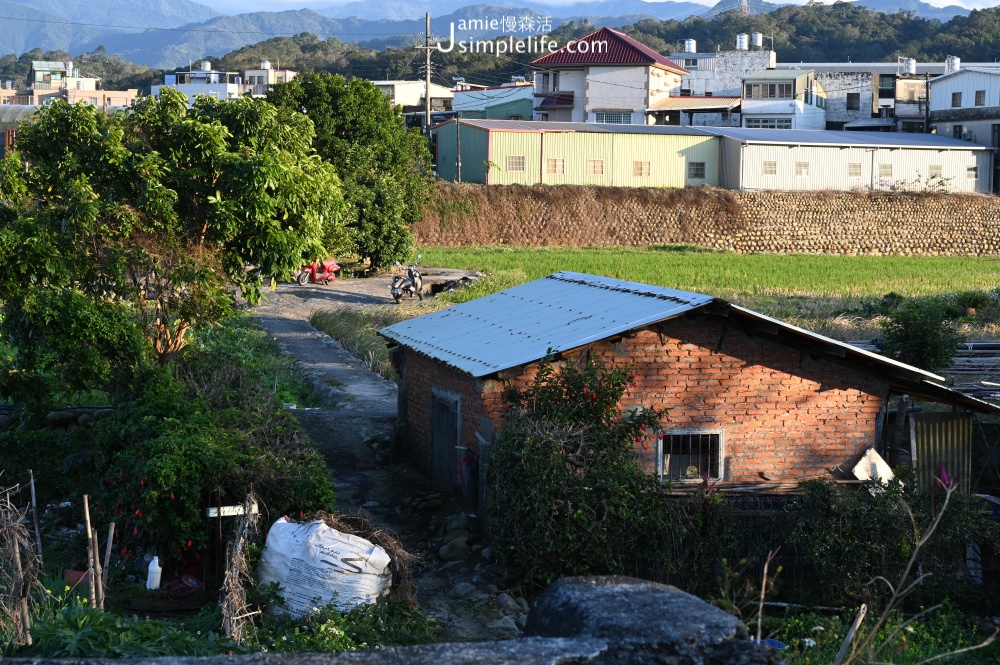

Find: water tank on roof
<box><xmin>201</xmin><ymin>61</ymin><xmax>213</xmax><ymax>72</ymax></box>
<box><xmin>684</xmin><ymin>39</ymin><xmax>697</xmax><ymax>53</ymax></box>
<box><xmin>736</xmin><ymin>33</ymin><xmax>749</xmax><ymax>51</ymax></box>
<box><xmin>751</xmin><ymin>32</ymin><xmax>763</xmax><ymax>49</ymax></box>
<box><xmin>4</xmin><ymin>80</ymin><xmax>12</xmax><ymax>90</ymax></box>
<box><xmin>904</xmin><ymin>58</ymin><xmax>917</xmax><ymax>75</ymax></box>
<box><xmin>945</xmin><ymin>55</ymin><xmax>961</xmax><ymax>74</ymax></box>
<box><xmin>261</xmin><ymin>60</ymin><xmax>271</xmax><ymax>70</ymax></box>
<box><xmin>65</xmin><ymin>61</ymin><xmax>72</xmax><ymax>73</ymax></box>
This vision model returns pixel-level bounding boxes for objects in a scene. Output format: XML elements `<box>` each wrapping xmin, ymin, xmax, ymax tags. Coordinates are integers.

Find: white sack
<box><xmin>256</xmin><ymin>517</ymin><xmax>392</xmax><ymax>617</ymax></box>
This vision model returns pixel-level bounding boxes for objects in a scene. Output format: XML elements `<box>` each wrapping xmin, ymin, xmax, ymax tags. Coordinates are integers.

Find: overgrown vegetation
<box><xmin>310</xmin><ymin>308</ymin><xmax>411</xmax><ymax>381</ymax></box>
<box><xmin>487</xmin><ymin>359</ymin><xmax>1000</xmax><ymax>618</ymax></box>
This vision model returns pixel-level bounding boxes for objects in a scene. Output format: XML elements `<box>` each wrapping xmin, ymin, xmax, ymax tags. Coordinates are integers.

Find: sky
<box><xmin>199</xmin><ymin>0</ymin><xmax>986</xmax><ymax>16</ymax></box>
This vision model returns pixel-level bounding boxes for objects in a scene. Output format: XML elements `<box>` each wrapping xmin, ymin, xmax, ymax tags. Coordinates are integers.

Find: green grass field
<box><xmin>415</xmin><ymin>246</ymin><xmax>1000</xmax><ymax>340</ymax></box>
<box><xmin>416</xmin><ymin>246</ymin><xmax>1000</xmax><ymax>300</ymax></box>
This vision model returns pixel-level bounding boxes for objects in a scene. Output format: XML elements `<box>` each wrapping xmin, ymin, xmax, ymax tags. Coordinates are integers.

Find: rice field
<box><xmin>415</xmin><ymin>246</ymin><xmax>1000</xmax><ymax>301</ymax></box>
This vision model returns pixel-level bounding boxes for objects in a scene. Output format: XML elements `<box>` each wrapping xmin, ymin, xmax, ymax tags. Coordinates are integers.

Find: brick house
<box><xmin>380</xmin><ymin>272</ymin><xmax>998</xmax><ymax>490</ymax></box>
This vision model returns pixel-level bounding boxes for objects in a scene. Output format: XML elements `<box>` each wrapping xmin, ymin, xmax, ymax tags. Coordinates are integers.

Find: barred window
<box><xmin>762</xmin><ymin>161</ymin><xmax>777</xmax><ymax>175</ymax></box>
<box><xmin>659</xmin><ymin>429</ymin><xmax>723</xmax><ymax>482</ymax></box>
<box><xmin>595</xmin><ymin>111</ymin><xmax>631</xmax><ymax>124</ymax></box>
<box><xmin>586</xmin><ymin>159</ymin><xmax>605</xmax><ymax>176</ymax></box>
<box><xmin>546</xmin><ymin>158</ymin><xmax>565</xmax><ymax>175</ymax></box>
<box><xmin>848</xmin><ymin>162</ymin><xmax>862</xmax><ymax>178</ymax></box>
<box><xmin>633</xmin><ymin>161</ymin><xmax>651</xmax><ymax>178</ymax></box>
<box><xmin>687</xmin><ymin>162</ymin><xmax>706</xmax><ymax>179</ymax></box>
<box><xmin>506</xmin><ymin>155</ymin><xmax>525</xmax><ymax>172</ymax></box>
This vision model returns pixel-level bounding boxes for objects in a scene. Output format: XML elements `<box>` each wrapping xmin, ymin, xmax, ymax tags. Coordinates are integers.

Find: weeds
<box><xmin>310</xmin><ymin>308</ymin><xmax>412</xmax><ymax>381</ymax></box>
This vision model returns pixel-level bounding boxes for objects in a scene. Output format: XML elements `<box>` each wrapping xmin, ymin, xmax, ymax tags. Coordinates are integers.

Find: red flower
<box><xmin>640</xmin><ymin>424</ymin><xmax>646</xmax><ymax>431</ymax></box>
<box><xmin>187</xmin><ymin>540</ymin><xmax>193</xmax><ymax>547</ymax></box>
<box><xmin>133</xmin><ymin>527</ymin><xmax>138</xmax><ymax>536</ymax></box>
<box><xmin>170</xmin><ymin>493</ymin><xmax>175</xmax><ymax>500</ymax></box>
<box><xmin>135</xmin><ymin>509</ymin><xmax>142</xmax><ymax>517</ymax></box>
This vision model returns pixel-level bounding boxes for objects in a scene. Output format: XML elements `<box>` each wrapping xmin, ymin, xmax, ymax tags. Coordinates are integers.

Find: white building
<box><xmin>531</xmin><ymin>27</ymin><xmax>687</xmax><ymax>124</ymax></box>
<box><xmin>928</xmin><ymin>67</ymin><xmax>1000</xmax><ymax>146</ymax></box>
<box><xmin>741</xmin><ymin>70</ymin><xmax>827</xmax><ymax>130</ymax></box>
<box><xmin>371</xmin><ymin>80</ymin><xmax>454</xmax><ymax>110</ymax></box>
<box><xmin>706</xmin><ymin>128</ymin><xmax>991</xmax><ymax>193</ymax></box>
<box><xmin>151</xmin><ymin>61</ymin><xmax>242</xmax><ymax>106</ymax></box>
<box><xmin>242</xmin><ymin>61</ymin><xmax>296</xmax><ymax>97</ymax></box>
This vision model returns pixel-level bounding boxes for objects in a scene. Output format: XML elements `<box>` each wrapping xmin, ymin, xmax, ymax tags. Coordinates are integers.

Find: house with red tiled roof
<box><xmin>531</xmin><ymin>27</ymin><xmax>687</xmax><ymax>124</ymax></box>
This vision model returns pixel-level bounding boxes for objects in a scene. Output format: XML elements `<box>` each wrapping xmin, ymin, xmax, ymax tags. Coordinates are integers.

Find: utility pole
<box><xmin>456</xmin><ymin>119</ymin><xmax>462</xmax><ymax>182</ymax></box>
<box><xmin>424</xmin><ymin>13</ymin><xmax>432</xmax><ymax>135</ymax></box>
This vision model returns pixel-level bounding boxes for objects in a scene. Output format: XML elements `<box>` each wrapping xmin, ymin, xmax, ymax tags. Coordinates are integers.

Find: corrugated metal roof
<box><xmin>928</xmin><ymin>67</ymin><xmax>1000</xmax><ymax>84</ymax></box>
<box><xmin>697</xmin><ymin>127</ymin><xmax>990</xmax><ymax>150</ymax></box>
<box><xmin>532</xmin><ymin>28</ymin><xmax>687</xmax><ymax>73</ymax></box>
<box><xmin>31</xmin><ymin>61</ymin><xmax>69</xmax><ymax>71</ymax></box>
<box><xmin>437</xmin><ymin>119</ymin><xmax>710</xmax><ymax>136</ymax></box>
<box><xmin>380</xmin><ymin>272</ymin><xmax>713</xmax><ymax>378</ymax></box>
<box><xmin>744</xmin><ymin>69</ymin><xmax>810</xmax><ymax>80</ymax></box>
<box><xmin>0</xmin><ymin>105</ymin><xmax>40</xmax><ymax>127</ymax></box>
<box><xmin>843</xmin><ymin>117</ymin><xmax>896</xmax><ymax>128</ymax></box>
<box><xmin>380</xmin><ymin>272</ymin><xmax>1000</xmax><ymax>413</ymax></box>
<box><xmin>647</xmin><ymin>96</ymin><xmax>741</xmax><ymax>111</ymax></box>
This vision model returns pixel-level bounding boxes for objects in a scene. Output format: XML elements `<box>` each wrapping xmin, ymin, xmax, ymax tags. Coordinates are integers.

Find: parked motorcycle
<box><xmin>296</xmin><ymin>258</ymin><xmax>340</xmax><ymax>286</ymax></box>
<box><xmin>390</xmin><ymin>263</ymin><xmax>423</xmax><ymax>303</ymax></box>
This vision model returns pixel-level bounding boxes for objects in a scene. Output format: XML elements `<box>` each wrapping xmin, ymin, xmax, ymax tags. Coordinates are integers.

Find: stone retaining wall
<box><xmin>415</xmin><ymin>184</ymin><xmax>1000</xmax><ymax>255</ymax></box>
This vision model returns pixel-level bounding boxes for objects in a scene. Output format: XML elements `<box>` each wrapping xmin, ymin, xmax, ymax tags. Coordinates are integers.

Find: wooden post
<box><xmin>28</xmin><ymin>469</ymin><xmax>43</xmax><ymax>566</ymax></box>
<box><xmin>11</xmin><ymin>529</ymin><xmax>32</xmax><ymax>645</ymax></box>
<box><xmin>102</xmin><ymin>522</ymin><xmax>115</xmax><ymax>587</ymax></box>
<box><xmin>91</xmin><ymin>528</ymin><xmax>105</xmax><ymax>610</ymax></box>
<box><xmin>82</xmin><ymin>495</ymin><xmax>97</xmax><ymax>609</ymax></box>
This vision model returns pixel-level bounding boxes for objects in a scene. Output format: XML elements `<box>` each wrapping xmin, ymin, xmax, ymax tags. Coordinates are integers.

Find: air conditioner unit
<box><xmin>962</xmin><ymin>131</ymin><xmax>974</xmax><ymax>140</ymax></box>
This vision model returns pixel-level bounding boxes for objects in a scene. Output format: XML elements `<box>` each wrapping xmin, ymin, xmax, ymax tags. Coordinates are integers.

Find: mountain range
<box><xmin>0</xmin><ymin>0</ymin><xmax>976</xmax><ymax>69</ymax></box>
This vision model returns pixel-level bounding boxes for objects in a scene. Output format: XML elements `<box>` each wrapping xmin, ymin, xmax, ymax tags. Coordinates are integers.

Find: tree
<box><xmin>0</xmin><ymin>89</ymin><xmax>346</xmax><ymax>401</ymax></box>
<box><xmin>267</xmin><ymin>73</ymin><xmax>433</xmax><ymax>269</ymax></box>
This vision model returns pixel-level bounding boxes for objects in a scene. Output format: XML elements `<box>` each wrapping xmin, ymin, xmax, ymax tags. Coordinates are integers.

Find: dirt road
<box><xmin>252</xmin><ymin>273</ymin><xmax>528</xmax><ymax>642</ymax></box>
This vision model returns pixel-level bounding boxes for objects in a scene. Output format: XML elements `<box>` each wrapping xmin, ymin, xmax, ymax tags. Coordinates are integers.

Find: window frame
<box><xmin>594</xmin><ymin>111</ymin><xmax>632</xmax><ymax>125</ymax></box>
<box><xmin>846</xmin><ymin>92</ymin><xmax>861</xmax><ymax>111</ymax></box>
<box><xmin>506</xmin><ymin>155</ymin><xmax>526</xmax><ymax>172</ymax></box>
<box><xmin>687</xmin><ymin>161</ymin><xmax>706</xmax><ymax>179</ymax></box>
<box><xmin>879</xmin><ymin>163</ymin><xmax>893</xmax><ymax>179</ymax></box>
<box><xmin>848</xmin><ymin>162</ymin><xmax>862</xmax><ymax>178</ymax></box>
<box><xmin>656</xmin><ymin>428</ymin><xmax>725</xmax><ymax>483</ymax></box>
<box><xmin>633</xmin><ymin>160</ymin><xmax>651</xmax><ymax>178</ymax></box>
<box><xmin>968</xmin><ymin>165</ymin><xmax>979</xmax><ymax>179</ymax></box>
<box><xmin>745</xmin><ymin>117</ymin><xmax>792</xmax><ymax>129</ymax></box>
<box><xmin>762</xmin><ymin>161</ymin><xmax>777</xmax><ymax>176</ymax></box>
<box><xmin>952</xmin><ymin>91</ymin><xmax>962</xmax><ymax>108</ymax></box>
<box><xmin>795</xmin><ymin>161</ymin><xmax>809</xmax><ymax>177</ymax></box>
<box><xmin>929</xmin><ymin>164</ymin><xmax>943</xmax><ymax>179</ymax></box>
<box><xmin>586</xmin><ymin>159</ymin><xmax>605</xmax><ymax>176</ymax></box>
<box><xmin>975</xmin><ymin>90</ymin><xmax>986</xmax><ymax>106</ymax></box>
<box><xmin>546</xmin><ymin>157</ymin><xmax>565</xmax><ymax>175</ymax></box>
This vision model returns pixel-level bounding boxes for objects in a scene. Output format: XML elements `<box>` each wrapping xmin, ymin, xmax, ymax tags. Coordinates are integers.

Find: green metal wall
<box><xmin>538</xmin><ymin>132</ymin><xmax>718</xmax><ymax>187</ymax></box>
<box><xmin>436</xmin><ymin>122</ymin><xmax>490</xmax><ymax>184</ymax></box>
<box><xmin>488</xmin><ymin>131</ymin><xmax>543</xmax><ymax>185</ymax></box>
<box><xmin>484</xmin><ymin>99</ymin><xmax>533</xmax><ymax>120</ymax></box>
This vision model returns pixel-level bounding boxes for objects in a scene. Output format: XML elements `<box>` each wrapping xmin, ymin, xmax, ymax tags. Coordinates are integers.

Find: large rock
<box><xmin>525</xmin><ymin>576</ymin><xmax>779</xmax><ymax>665</ymax></box>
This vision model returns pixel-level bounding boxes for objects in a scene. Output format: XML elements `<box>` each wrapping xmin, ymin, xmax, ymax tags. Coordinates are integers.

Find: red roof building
<box><xmin>529</xmin><ymin>28</ymin><xmax>688</xmax><ymax>124</ymax></box>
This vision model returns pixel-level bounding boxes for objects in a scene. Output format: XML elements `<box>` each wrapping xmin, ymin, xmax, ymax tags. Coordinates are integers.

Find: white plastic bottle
<box><xmin>146</xmin><ymin>556</ymin><xmax>162</xmax><ymax>590</ymax></box>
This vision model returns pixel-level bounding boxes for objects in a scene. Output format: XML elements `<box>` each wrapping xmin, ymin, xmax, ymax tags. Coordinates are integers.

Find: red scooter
<box><xmin>296</xmin><ymin>259</ymin><xmax>340</xmax><ymax>285</ymax></box>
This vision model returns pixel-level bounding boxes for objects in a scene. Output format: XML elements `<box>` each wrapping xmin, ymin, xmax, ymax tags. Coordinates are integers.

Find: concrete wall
<box><xmin>816</xmin><ymin>71</ymin><xmax>875</xmax><ymax>126</ymax></box>
<box><xmin>416</xmin><ymin>184</ymin><xmax>1000</xmax><ymax>255</ymax></box>
<box><xmin>397</xmin><ymin>312</ymin><xmax>887</xmax><ymax>486</ymax></box>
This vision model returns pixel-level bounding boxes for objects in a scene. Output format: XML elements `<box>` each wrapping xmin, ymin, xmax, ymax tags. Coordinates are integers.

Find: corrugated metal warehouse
<box><xmin>434</xmin><ymin>119</ymin><xmax>720</xmax><ymax>187</ymax></box>
<box><xmin>702</xmin><ymin>127</ymin><xmax>993</xmax><ymax>193</ymax></box>
<box><xmin>435</xmin><ymin>120</ymin><xmax>994</xmax><ymax>194</ymax></box>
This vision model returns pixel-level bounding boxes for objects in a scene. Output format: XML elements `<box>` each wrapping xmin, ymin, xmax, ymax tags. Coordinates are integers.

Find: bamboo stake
<box><xmin>102</xmin><ymin>522</ymin><xmax>115</xmax><ymax>587</ymax></box>
<box><xmin>10</xmin><ymin>528</ymin><xmax>32</xmax><ymax>646</ymax></box>
<box><xmin>28</xmin><ymin>470</ymin><xmax>43</xmax><ymax>566</ymax></box>
<box><xmin>82</xmin><ymin>495</ymin><xmax>97</xmax><ymax>609</ymax></box>
<box><xmin>91</xmin><ymin>528</ymin><xmax>104</xmax><ymax>610</ymax></box>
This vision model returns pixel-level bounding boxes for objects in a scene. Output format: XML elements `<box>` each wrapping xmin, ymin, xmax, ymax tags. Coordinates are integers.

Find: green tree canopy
<box><xmin>0</xmin><ymin>89</ymin><xmax>346</xmax><ymax>401</ymax></box>
<box><xmin>267</xmin><ymin>73</ymin><xmax>433</xmax><ymax>269</ymax></box>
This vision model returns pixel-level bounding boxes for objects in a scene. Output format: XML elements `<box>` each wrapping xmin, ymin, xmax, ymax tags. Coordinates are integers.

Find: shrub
<box><xmin>487</xmin><ymin>359</ymin><xmax>679</xmax><ymax>592</ymax></box>
<box><xmin>880</xmin><ymin>298</ymin><xmax>965</xmax><ymax>372</ymax></box>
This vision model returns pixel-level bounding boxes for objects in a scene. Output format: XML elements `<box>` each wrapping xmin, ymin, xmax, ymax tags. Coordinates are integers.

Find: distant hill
<box><xmin>317</xmin><ymin>0</ymin><xmax>706</xmax><ymax>21</ymax></box>
<box><xmin>5</xmin><ymin>0</ymin><xmax>219</xmax><ymax>29</ymax></box>
<box><xmin>855</xmin><ymin>0</ymin><xmax>969</xmax><ymax>21</ymax></box>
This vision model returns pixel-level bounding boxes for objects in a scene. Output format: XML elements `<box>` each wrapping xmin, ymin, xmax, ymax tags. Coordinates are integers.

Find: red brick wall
<box><xmin>399</xmin><ymin>313</ymin><xmax>889</xmax><ymax>486</ymax></box>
